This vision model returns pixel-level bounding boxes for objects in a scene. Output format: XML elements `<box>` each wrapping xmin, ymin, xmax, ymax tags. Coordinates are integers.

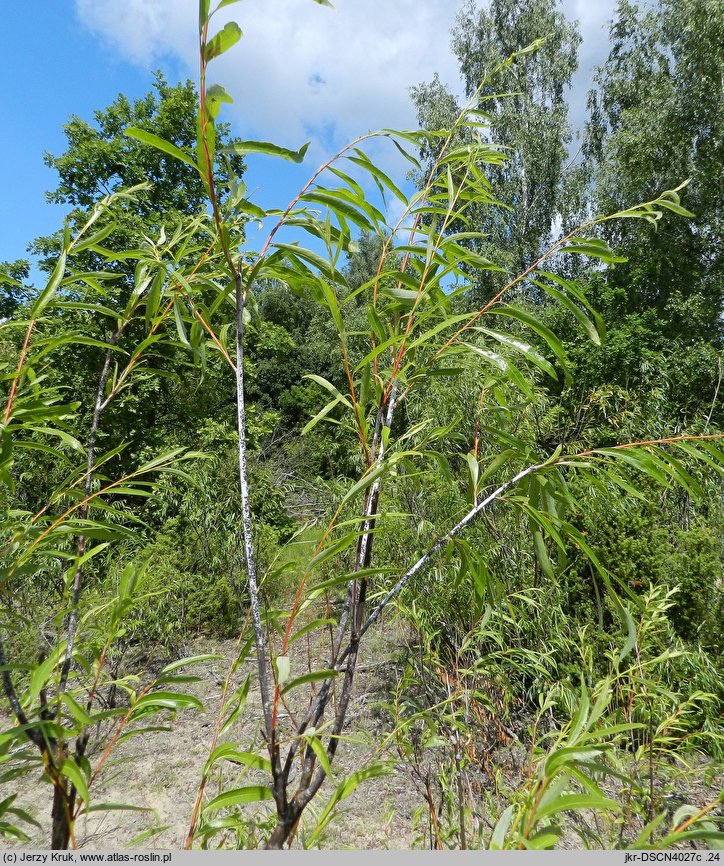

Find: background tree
<box><xmin>412</xmin><ymin>0</ymin><xmax>581</xmax><ymax>303</ymax></box>
<box><xmin>31</xmin><ymin>72</ymin><xmax>245</xmax><ymax>279</ymax></box>
<box><xmin>407</xmin><ymin>0</ymin><xmax>724</xmax><ymax>753</ymax></box>
<box><xmin>571</xmin><ymin>0</ymin><xmax>724</xmax><ymax>421</ymax></box>
<box><xmin>537</xmin><ymin>0</ymin><xmax>724</xmax><ymax>705</ymax></box>
<box><xmin>18</xmin><ymin>75</ymin><xmax>247</xmax><ymax>478</ymax></box>
<box><xmin>0</xmin><ymin>260</ymin><xmax>30</xmax><ymax>317</ymax></box>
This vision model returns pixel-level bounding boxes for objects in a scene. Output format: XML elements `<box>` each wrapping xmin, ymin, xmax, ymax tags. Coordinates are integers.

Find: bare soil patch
<box><xmin>2</xmin><ymin>622</ymin><xmax>721</xmax><ymax>850</ymax></box>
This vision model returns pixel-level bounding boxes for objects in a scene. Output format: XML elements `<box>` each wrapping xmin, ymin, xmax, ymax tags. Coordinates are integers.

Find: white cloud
<box><xmin>74</xmin><ymin>0</ymin><xmax>465</xmax><ymax>154</ymax></box>
<box><xmin>73</xmin><ymin>0</ymin><xmax>616</xmax><ymax>187</ymax></box>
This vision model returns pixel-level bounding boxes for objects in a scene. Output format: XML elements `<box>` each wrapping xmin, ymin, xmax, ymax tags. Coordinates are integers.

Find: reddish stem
<box><xmin>3</xmin><ymin>319</ymin><xmax>36</xmax><ymax>424</ymax></box>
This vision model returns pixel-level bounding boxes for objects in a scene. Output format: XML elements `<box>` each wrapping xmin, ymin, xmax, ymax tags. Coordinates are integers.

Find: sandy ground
<box><xmin>1</xmin><ymin>622</ymin><xmax>721</xmax><ymax>850</ymax></box>
<box><xmin>1</xmin><ymin>624</ymin><xmax>425</xmax><ymax>850</ymax></box>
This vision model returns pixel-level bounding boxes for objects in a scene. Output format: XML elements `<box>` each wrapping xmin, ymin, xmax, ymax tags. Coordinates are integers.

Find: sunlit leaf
<box><xmin>223</xmin><ymin>140</ymin><xmax>310</xmax><ymax>163</ymax></box>
<box><xmin>125</xmin><ymin>127</ymin><xmax>198</xmax><ymax>172</ymax></box>
<box><xmin>204</xmin><ymin>786</ymin><xmax>273</xmax><ymax>814</ymax></box>
<box><xmin>204</xmin><ymin>21</ymin><xmax>242</xmax><ymax>61</ymax></box>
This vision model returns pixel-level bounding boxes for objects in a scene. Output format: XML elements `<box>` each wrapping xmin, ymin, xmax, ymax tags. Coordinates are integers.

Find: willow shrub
<box><xmin>1</xmin><ymin>0</ymin><xmax>723</xmax><ymax>850</ymax></box>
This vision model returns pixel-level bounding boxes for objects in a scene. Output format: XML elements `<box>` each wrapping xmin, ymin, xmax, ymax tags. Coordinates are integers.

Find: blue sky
<box><xmin>1</xmin><ymin>0</ymin><xmax>615</xmax><ymax>274</ymax></box>
<box><xmin>1</xmin><ymin>4</ymin><xmax>160</xmax><ymax>266</ymax></box>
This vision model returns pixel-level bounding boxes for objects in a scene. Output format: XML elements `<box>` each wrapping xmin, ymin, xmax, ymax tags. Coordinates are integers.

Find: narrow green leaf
<box><xmin>300</xmin><ymin>189</ymin><xmax>375</xmax><ymax>230</ymax></box>
<box><xmin>204</xmin><ymin>743</ymin><xmax>272</xmax><ymax>777</ymax></box>
<box><xmin>531</xmin><ymin>279</ymin><xmax>601</xmax><ymax>346</ymax></box>
<box><xmin>223</xmin><ymin>140</ymin><xmax>310</xmax><ymax>163</ymax></box>
<box><xmin>523</xmin><ymin>828</ymin><xmax>562</xmax><ymax>850</ymax></box>
<box><xmin>618</xmin><ymin>604</ymin><xmax>637</xmax><ymax>663</ymax></box>
<box><xmin>220</xmin><ymin>675</ymin><xmax>251</xmax><ymax>733</ymax></box>
<box><xmin>308</xmin><ymin>531</ymin><xmax>359</xmax><ymax>568</ymax></box>
<box><xmin>125</xmin><ymin>127</ymin><xmax>199</xmax><ymax>172</ymax></box>
<box><xmin>461</xmin><ymin>343</ymin><xmax>534</xmax><ymax>398</ymax></box>
<box><xmin>339</xmin><ymin>461</ymin><xmax>391</xmax><ymax>510</ymax></box>
<box><xmin>533</xmin><ymin>530</ymin><xmax>555</xmax><ymax>579</ymax></box>
<box><xmin>281</xmin><ymin>669</ymin><xmax>338</xmax><ymax>695</ymax></box>
<box><xmin>160</xmin><ymin>654</ymin><xmax>222</xmax><ymax>675</ymax></box>
<box><xmin>61</xmin><ymin>694</ymin><xmax>93</xmax><ymax>727</ymax></box>
<box><xmin>488</xmin><ymin>306</ymin><xmax>570</xmax><ymax>385</ymax></box>
<box><xmin>204</xmin><ymin>786</ymin><xmax>273</xmax><ymax>814</ymax></box>
<box><xmin>85</xmin><ymin>802</ymin><xmax>152</xmax><ymax>814</ymax></box>
<box><xmin>28</xmin><ymin>648</ymin><xmax>63</xmax><ymax>706</ymax></box>
<box><xmin>30</xmin><ymin>250</ymin><xmax>66</xmax><ymax>318</ymax></box>
<box><xmin>305</xmin><ymin>572</ymin><xmax>359</xmax><ymax>601</ymax></box>
<box><xmin>545</xmin><ymin>747</ymin><xmax>604</xmax><ymax>778</ymax></box>
<box><xmin>347</xmin><ymin>154</ymin><xmax>406</xmax><ymax>203</ymax></box>
<box><xmin>205</xmin><ymin>84</ymin><xmax>234</xmax><ymax>120</ymax></box>
<box><xmin>289</xmin><ymin>618</ymin><xmax>336</xmax><ymax>644</ymax></box>
<box><xmin>173</xmin><ymin>298</ymin><xmax>191</xmax><ymax>348</ymax></box>
<box><xmin>73</xmin><ymin>221</ymin><xmax>117</xmax><ymax>253</ymax></box>
<box><xmin>306</xmin><ymin>763</ymin><xmax>388</xmax><ymax>846</ymax></box>
<box><xmin>56</xmin><ymin>301</ymin><xmax>121</xmax><ymax>319</ymax></box>
<box><xmin>304</xmin><ymin>734</ymin><xmax>335</xmax><ymax>780</ymax></box>
<box><xmin>304</xmin><ymin>374</ymin><xmax>353</xmax><ymax>409</ymax></box>
<box><xmin>490</xmin><ymin>805</ymin><xmax>514</xmax><ymax>849</ymax></box>
<box><xmin>559</xmin><ymin>238</ymin><xmax>626</xmax><ymax>264</ymax></box>
<box><xmin>1</xmin><ymin>799</ymin><xmax>41</xmax><ymax>830</ymax></box>
<box><xmin>61</xmin><ymin>758</ymin><xmax>89</xmax><ymax>808</ymax></box>
<box><xmin>131</xmin><ymin>691</ymin><xmax>204</xmax><ymax>716</ymax></box>
<box><xmin>319</xmin><ymin>280</ymin><xmax>344</xmax><ymax>334</ymax></box>
<box><xmin>475</xmin><ymin>327</ymin><xmax>558</xmax><ymax>378</ymax></box>
<box><xmin>301</xmin><ymin>395</ymin><xmax>345</xmax><ymax>436</ymax></box>
<box><xmin>272</xmin><ymin>242</ymin><xmax>347</xmax><ymax>285</ymax></box>
<box><xmin>656</xmin><ymin>199</ymin><xmax>695</xmax><ymax>217</ymax></box>
<box><xmin>534</xmin><ymin>793</ymin><xmax>621</xmax><ymax>823</ymax></box>
<box><xmin>199</xmin><ymin>0</ymin><xmax>211</xmax><ymax>32</ymax></box>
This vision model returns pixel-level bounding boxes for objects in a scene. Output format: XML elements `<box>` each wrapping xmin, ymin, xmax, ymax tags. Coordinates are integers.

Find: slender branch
<box><xmin>59</xmin><ymin>331</ymin><xmax>119</xmax><ymax>694</ymax></box>
<box><xmin>575</xmin><ymin>432</ymin><xmax>724</xmax><ymax>457</ymax></box>
<box><xmin>276</xmin><ymin>86</ymin><xmax>498</xmax><ymax>812</ymax></box>
<box><xmin>189</xmin><ymin>302</ymin><xmax>236</xmax><ymax>371</ymax></box>
<box><xmin>255</xmin><ymin>133</ymin><xmax>379</xmax><ymax>269</ymax></box>
<box><xmin>339</xmin><ymin>333</ymin><xmax>370</xmax><ymax>463</ymax></box>
<box><xmin>351</xmin><ymin>430</ymin><xmax>724</xmax><ymax>647</ymax></box>
<box><xmin>352</xmin><ymin>462</ymin><xmax>541</xmax><ymax>651</ymax></box>
<box><xmin>2</xmin><ymin>197</ymin><xmax>122</xmax><ymax>427</ymax></box>
<box><xmin>299</xmin><ymin>641</ymin><xmax>358</xmax><ymax>810</ymax></box>
<box><xmin>99</xmin><ymin>249</ymin><xmax>216</xmax><ymax>410</ymax></box>
<box><xmin>0</xmin><ymin>637</ymin><xmax>47</xmax><ymax>752</ymax></box>
<box><xmin>2</xmin><ymin>319</ymin><xmax>36</xmax><ymax>425</ymax></box>
<box><xmin>87</xmin><ymin>683</ymin><xmax>155</xmax><ymax>787</ymax></box>
<box><xmin>277</xmin><ymin>390</ymin><xmax>397</xmax><ymax>789</ymax></box>
<box><xmin>352</xmin><ymin>384</ymin><xmax>397</xmax><ymax>637</ymax></box>
<box><xmin>669</xmin><ymin>796</ymin><xmax>721</xmax><ymax>836</ymax></box>
<box><xmin>434</xmin><ymin>220</ymin><xmax>592</xmax><ymax>359</ymax></box>
<box><xmin>72</xmin><ymin>643</ymin><xmax>110</xmax><ymax>770</ymax></box>
<box><xmin>381</xmin><ymin>165</ymin><xmax>472</xmax><ymax>405</ymax></box>
<box><xmin>234</xmin><ymin>272</ymin><xmax>274</xmax><ymax>744</ymax></box>
<box><xmin>2</xmin><ymin>450</ymin><xmax>188</xmax><ymax>588</ymax></box>
<box><xmin>703</xmin><ymin>355</ymin><xmax>722</xmax><ymax>433</ymax></box>
<box><xmin>196</xmin><ymin>19</ymin><xmax>280</xmax><ymax>795</ymax></box>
